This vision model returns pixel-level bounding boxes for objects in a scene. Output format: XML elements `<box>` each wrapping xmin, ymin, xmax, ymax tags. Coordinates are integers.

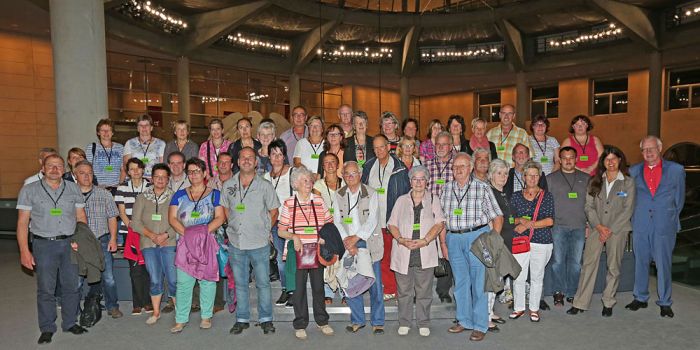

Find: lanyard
<box><xmin>514</xmin><ymin>171</ymin><xmax>525</xmax><ymax>190</ymax></box>
<box><xmin>292</xmin><ymin>127</ymin><xmax>306</xmax><ymax>142</ymax></box>
<box><xmin>377</xmin><ymin>160</ymin><xmax>389</xmax><ymax>187</ymax></box>
<box><xmin>189</xmin><ymin>187</ymin><xmax>207</xmax><ymax>213</ymax></box>
<box><xmin>238</xmin><ymin>174</ymin><xmax>254</xmax><ymax>203</ymax></box>
<box><xmin>39</xmin><ymin>180</ymin><xmax>66</xmax><ymax>208</ymax></box>
<box><xmin>131</xmin><ymin>180</ymin><xmax>146</xmax><ymax>195</ymax></box>
<box><xmin>347</xmin><ymin>191</ymin><xmax>360</xmax><ymax>214</ymax></box>
<box><xmin>451</xmin><ymin>178</ymin><xmax>473</xmax><ymax>209</ymax></box>
<box><xmin>500</xmin><ymin>126</ymin><xmax>512</xmax><ymax>145</ymax></box>
<box><xmin>99</xmin><ymin>141</ymin><xmax>113</xmax><ymax>165</ymax></box>
<box><xmin>153</xmin><ymin>189</ymin><xmax>166</xmax><ymax>214</ymax></box>
<box><xmin>271</xmin><ymin>167</ymin><xmax>284</xmax><ymax>190</ymax></box>
<box><xmin>560</xmin><ymin>171</ymin><xmax>577</xmax><ymax>192</ymax></box>
<box><xmin>534</xmin><ymin>136</ymin><xmax>547</xmax><ymax>155</ymax></box>
<box><xmin>139</xmin><ymin>138</ymin><xmax>152</xmax><ymax>158</ymax></box>
<box><xmin>83</xmin><ymin>190</ymin><xmax>94</xmax><ymax>204</ymax></box>
<box><xmin>438</xmin><ymin>156</ymin><xmax>452</xmax><ymax>179</ymax></box>
<box><xmin>310</xmin><ymin>142</ymin><xmax>322</xmax><ymax>155</ymax></box>
<box><xmin>574</xmin><ymin>134</ymin><xmax>589</xmax><ymax>155</ymax></box>
<box><xmin>294</xmin><ymin>195</ymin><xmax>313</xmax><ymax>225</ymax></box>
<box><xmin>324</xmin><ymin>177</ymin><xmax>341</xmax><ymax>209</ymax></box>
<box><xmin>172</xmin><ymin>179</ymin><xmax>185</xmax><ymax>193</ymax></box>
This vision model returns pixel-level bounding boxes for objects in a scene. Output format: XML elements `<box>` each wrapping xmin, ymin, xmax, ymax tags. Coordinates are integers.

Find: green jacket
<box><xmin>471</xmin><ymin>229</ymin><xmax>521</xmax><ymax>293</ymax></box>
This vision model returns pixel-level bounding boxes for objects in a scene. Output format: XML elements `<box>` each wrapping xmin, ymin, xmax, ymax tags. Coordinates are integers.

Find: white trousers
<box><xmin>513</xmin><ymin>243</ymin><xmax>553</xmax><ymax>312</ymax></box>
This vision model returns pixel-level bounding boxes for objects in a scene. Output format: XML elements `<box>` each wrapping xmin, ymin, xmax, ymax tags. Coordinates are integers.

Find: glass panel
<box><xmin>219</xmin><ymin>82</ymin><xmax>249</xmax><ymax>100</ymax></box>
<box><xmin>594</xmin><ymin>78</ymin><xmax>627</xmax><ymax>94</ymax></box>
<box><xmin>611</xmin><ymin>94</ymin><xmax>628</xmax><ymax>114</ymax></box>
<box><xmin>301</xmin><ymin>92</ymin><xmax>322</xmax><ymax>108</ymax></box>
<box><xmin>669</xmin><ymin>87</ymin><xmax>690</xmax><ymax>110</ymax></box>
<box><xmin>479</xmin><ymin>106</ymin><xmax>492</xmax><ymax>122</ymax></box>
<box><xmin>670</xmin><ymin>68</ymin><xmax>700</xmax><ymax>87</ymax></box>
<box><xmin>146</xmin><ymin>73</ymin><xmax>177</xmax><ymax>94</ymax></box>
<box><xmin>531</xmin><ymin>101</ymin><xmax>545</xmax><ymax>117</ymax></box>
<box><xmin>323</xmin><ymin>94</ymin><xmax>342</xmax><ymax>109</ymax></box>
<box><xmin>108</xmin><ymin>68</ymin><xmax>146</xmax><ymax>91</ymax></box>
<box><xmin>301</xmin><ymin>79</ymin><xmax>323</xmax><ymax>92</ymax></box>
<box><xmin>219</xmin><ymin>68</ymin><xmax>247</xmax><ymax>83</ymax></box>
<box><xmin>189</xmin><ymin>78</ymin><xmax>219</xmax><ymax>97</ymax></box>
<box><xmin>593</xmin><ymin>95</ymin><xmax>610</xmax><ymax>115</ymax></box>
<box><xmin>190</xmin><ymin>64</ymin><xmax>219</xmax><ymax>81</ymax></box>
<box><xmin>491</xmin><ymin>105</ymin><xmax>501</xmax><ymax>122</ymax></box>
<box><xmin>545</xmin><ymin>100</ymin><xmax>559</xmax><ymax>118</ymax></box>
<box><xmin>692</xmin><ymin>86</ymin><xmax>700</xmax><ymax>108</ymax></box>
<box><xmin>532</xmin><ymin>86</ymin><xmax>558</xmax><ymax>100</ymax></box>
<box><xmin>479</xmin><ymin>92</ymin><xmax>500</xmax><ymax>105</ymax></box>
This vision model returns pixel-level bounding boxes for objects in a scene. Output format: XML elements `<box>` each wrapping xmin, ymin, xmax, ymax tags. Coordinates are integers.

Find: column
<box><xmin>647</xmin><ymin>51</ymin><xmax>662</xmax><ymax>137</ymax></box>
<box><xmin>177</xmin><ymin>56</ymin><xmax>190</xmax><ymax>124</ymax></box>
<box><xmin>289</xmin><ymin>73</ymin><xmax>300</xmax><ymax>109</ymax></box>
<box><xmin>400</xmin><ymin>76</ymin><xmax>410</xmax><ymax>120</ymax></box>
<box><xmin>515</xmin><ymin>71</ymin><xmax>528</xmax><ymax>127</ymax></box>
<box><xmin>50</xmin><ymin>0</ymin><xmax>108</xmax><ymax>156</ymax></box>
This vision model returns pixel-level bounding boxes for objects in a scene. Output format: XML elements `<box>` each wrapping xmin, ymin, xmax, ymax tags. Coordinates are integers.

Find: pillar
<box><xmin>177</xmin><ymin>56</ymin><xmax>190</xmax><ymax>124</ymax></box>
<box><xmin>50</xmin><ymin>0</ymin><xmax>108</xmax><ymax>156</ymax></box>
<box><xmin>289</xmin><ymin>74</ymin><xmax>301</xmax><ymax>114</ymax></box>
<box><xmin>515</xmin><ymin>71</ymin><xmax>528</xmax><ymax>127</ymax></box>
<box><xmin>400</xmin><ymin>76</ymin><xmax>410</xmax><ymax>120</ymax></box>
<box><xmin>647</xmin><ymin>51</ymin><xmax>662</xmax><ymax>137</ymax></box>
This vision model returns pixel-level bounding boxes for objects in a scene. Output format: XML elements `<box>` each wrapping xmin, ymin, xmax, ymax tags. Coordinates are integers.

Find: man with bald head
<box><xmin>440</xmin><ymin>152</ymin><xmax>503</xmax><ymax>342</ymax></box>
<box><xmin>486</xmin><ymin>104</ymin><xmax>529</xmax><ymax>167</ymax></box>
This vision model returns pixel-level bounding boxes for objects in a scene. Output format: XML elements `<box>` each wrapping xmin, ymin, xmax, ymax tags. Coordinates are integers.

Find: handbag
<box><xmin>511</xmin><ymin>190</ymin><xmax>545</xmax><ymax>254</ymax></box>
<box><xmin>293</xmin><ymin>196</ymin><xmax>321</xmax><ymax>269</ymax></box>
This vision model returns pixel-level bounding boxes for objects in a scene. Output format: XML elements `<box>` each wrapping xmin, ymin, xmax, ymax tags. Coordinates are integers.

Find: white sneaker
<box><xmin>398</xmin><ymin>326</ymin><xmax>410</xmax><ymax>336</ymax></box>
<box><xmin>319</xmin><ymin>324</ymin><xmax>334</xmax><ymax>336</ymax></box>
<box><xmin>295</xmin><ymin>329</ymin><xmax>307</xmax><ymax>340</ymax></box>
<box><xmin>419</xmin><ymin>327</ymin><xmax>430</xmax><ymax>337</ymax></box>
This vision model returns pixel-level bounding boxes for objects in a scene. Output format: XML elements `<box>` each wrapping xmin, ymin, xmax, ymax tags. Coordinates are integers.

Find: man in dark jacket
<box><xmin>361</xmin><ymin>135</ymin><xmax>410</xmax><ymax>303</ymax></box>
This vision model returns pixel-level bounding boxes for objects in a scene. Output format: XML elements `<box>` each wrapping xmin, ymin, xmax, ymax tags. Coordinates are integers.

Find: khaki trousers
<box><xmin>572</xmin><ymin>230</ymin><xmax>628</xmax><ymax>309</ymax></box>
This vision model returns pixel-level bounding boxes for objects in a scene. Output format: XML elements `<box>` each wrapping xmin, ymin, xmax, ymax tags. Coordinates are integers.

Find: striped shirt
<box><xmin>83</xmin><ymin>186</ymin><xmax>119</xmax><ymax>237</ymax></box>
<box><xmin>85</xmin><ymin>142</ymin><xmax>124</xmax><ymax>187</ymax></box>
<box><xmin>529</xmin><ymin>135</ymin><xmax>560</xmax><ymax>175</ymax></box>
<box><xmin>114</xmin><ymin>179</ymin><xmax>150</xmax><ymax>234</ymax></box>
<box><xmin>440</xmin><ymin>177</ymin><xmax>502</xmax><ymax>231</ymax></box>
<box><xmin>278</xmin><ymin>194</ymin><xmax>333</xmax><ymax>244</ymax></box>
<box><xmin>486</xmin><ymin>124</ymin><xmax>529</xmax><ymax>167</ymax></box>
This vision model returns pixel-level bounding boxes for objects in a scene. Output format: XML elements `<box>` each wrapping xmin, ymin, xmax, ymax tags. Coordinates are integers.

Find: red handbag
<box><xmin>292</xmin><ymin>196</ymin><xmax>321</xmax><ymax>269</ymax></box>
<box><xmin>512</xmin><ymin>190</ymin><xmax>545</xmax><ymax>254</ymax></box>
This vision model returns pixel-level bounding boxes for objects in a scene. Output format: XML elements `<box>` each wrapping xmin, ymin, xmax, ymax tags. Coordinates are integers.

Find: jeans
<box><xmin>142</xmin><ymin>246</ymin><xmax>177</xmax><ymax>297</ymax></box>
<box><xmin>551</xmin><ymin>226</ymin><xmax>586</xmax><ymax>297</ymax></box>
<box><xmin>513</xmin><ymin>243</ymin><xmax>553</xmax><ymax>312</ymax></box>
<box><xmin>33</xmin><ymin>238</ymin><xmax>80</xmax><ymax>333</ymax></box>
<box><xmin>271</xmin><ymin>223</ymin><xmax>286</xmax><ymax>288</ymax></box>
<box><xmin>97</xmin><ymin>234</ymin><xmax>119</xmax><ymax>309</ymax></box>
<box><xmin>346</xmin><ymin>241</ymin><xmax>385</xmax><ymax>326</ymax></box>
<box><xmin>446</xmin><ymin>226</ymin><xmax>489</xmax><ymax>333</ymax></box>
<box><xmin>175</xmin><ymin>269</ymin><xmax>216</xmax><ymax>323</ymax></box>
<box><xmin>230</xmin><ymin>244</ymin><xmax>273</xmax><ymax>323</ymax></box>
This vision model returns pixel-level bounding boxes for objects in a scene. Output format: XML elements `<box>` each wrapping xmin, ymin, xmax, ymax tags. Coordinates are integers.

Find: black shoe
<box><xmin>64</xmin><ymin>325</ymin><xmax>88</xmax><ymax>335</ymax></box>
<box><xmin>488</xmin><ymin>325</ymin><xmax>500</xmax><ymax>333</ymax></box>
<box><xmin>260</xmin><ymin>321</ymin><xmax>276</xmax><ymax>334</ymax></box>
<box><xmin>285</xmin><ymin>297</ymin><xmax>294</xmax><ymax>308</ymax></box>
<box><xmin>660</xmin><ymin>306</ymin><xmax>674</xmax><ymax>318</ymax></box>
<box><xmin>540</xmin><ymin>300</ymin><xmax>550</xmax><ymax>311</ymax></box>
<box><xmin>602</xmin><ymin>307</ymin><xmax>613</xmax><ymax>317</ymax></box>
<box><xmin>625</xmin><ymin>300</ymin><xmax>648</xmax><ymax>311</ymax></box>
<box><xmin>440</xmin><ymin>295</ymin><xmax>452</xmax><ymax>303</ymax></box>
<box><xmin>566</xmin><ymin>297</ymin><xmax>574</xmax><ymax>303</ymax></box>
<box><xmin>566</xmin><ymin>307</ymin><xmax>585</xmax><ymax>315</ymax></box>
<box><xmin>38</xmin><ymin>332</ymin><xmax>53</xmax><ymax>344</ymax></box>
<box><xmin>229</xmin><ymin>322</ymin><xmax>250</xmax><ymax>335</ymax></box>
<box><xmin>275</xmin><ymin>290</ymin><xmax>289</xmax><ymax>306</ymax></box>
<box><xmin>553</xmin><ymin>292</ymin><xmax>564</xmax><ymax>307</ymax></box>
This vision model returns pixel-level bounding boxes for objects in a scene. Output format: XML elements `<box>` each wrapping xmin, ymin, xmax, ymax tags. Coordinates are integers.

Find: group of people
<box><xmin>16</xmin><ymin>103</ymin><xmax>685</xmax><ymax>345</ymax></box>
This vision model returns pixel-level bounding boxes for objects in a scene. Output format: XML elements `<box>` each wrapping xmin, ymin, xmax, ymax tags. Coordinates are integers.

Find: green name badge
<box><xmin>376</xmin><ymin>188</ymin><xmax>386</xmax><ymax>195</ymax></box>
<box><xmin>329</xmin><ymin>208</ymin><xmax>335</xmax><ymax>215</ymax></box>
<box><xmin>497</xmin><ymin>146</ymin><xmax>506</xmax><ymax>151</ymax></box>
<box><xmin>435</xmin><ymin>179</ymin><xmax>446</xmax><ymax>185</ymax></box>
<box><xmin>508</xmin><ymin>216</ymin><xmax>515</xmax><ymax>225</ymax></box>
<box><xmin>151</xmin><ymin>214</ymin><xmax>162</xmax><ymax>221</ymax></box>
<box><xmin>104</xmin><ymin>165</ymin><xmax>114</xmax><ymax>172</ymax></box>
<box><xmin>540</xmin><ymin>157</ymin><xmax>549</xmax><ymax>163</ymax></box>
<box><xmin>579</xmin><ymin>155</ymin><xmax>589</xmax><ymax>162</ymax></box>
<box><xmin>235</xmin><ymin>203</ymin><xmax>246</xmax><ymax>213</ymax></box>
<box><xmin>141</xmin><ymin>157</ymin><xmax>150</xmax><ymax>164</ymax></box>
<box><xmin>522</xmin><ymin>215</ymin><xmax>532</xmax><ymax>220</ymax></box>
<box><xmin>191</xmin><ymin>211</ymin><xmax>201</xmax><ymax>219</ymax></box>
<box><xmin>568</xmin><ymin>192</ymin><xmax>578</xmax><ymax>199</ymax></box>
<box><xmin>453</xmin><ymin>208</ymin><xmax>463</xmax><ymax>216</ymax></box>
<box><xmin>50</xmin><ymin>208</ymin><xmax>62</xmax><ymax>216</ymax></box>
<box><xmin>412</xmin><ymin>223</ymin><xmax>421</xmax><ymax>231</ymax></box>
<box><xmin>343</xmin><ymin>217</ymin><xmax>353</xmax><ymax>224</ymax></box>
<box><xmin>303</xmin><ymin>227</ymin><xmax>315</xmax><ymax>234</ymax></box>
<box><xmin>311</xmin><ymin>154</ymin><xmax>320</xmax><ymax>159</ymax></box>
<box><xmin>358</xmin><ymin>160</ymin><xmax>366</xmax><ymax>168</ymax></box>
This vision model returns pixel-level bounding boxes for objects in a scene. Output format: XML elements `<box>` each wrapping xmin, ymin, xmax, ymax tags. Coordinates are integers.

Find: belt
<box><xmin>448</xmin><ymin>224</ymin><xmax>487</xmax><ymax>234</ymax></box>
<box><xmin>34</xmin><ymin>235</ymin><xmax>73</xmax><ymax>241</ymax></box>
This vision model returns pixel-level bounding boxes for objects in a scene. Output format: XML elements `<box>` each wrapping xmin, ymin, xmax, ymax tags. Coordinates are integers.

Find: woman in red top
<box><xmin>560</xmin><ymin>115</ymin><xmax>603</xmax><ymax>176</ymax></box>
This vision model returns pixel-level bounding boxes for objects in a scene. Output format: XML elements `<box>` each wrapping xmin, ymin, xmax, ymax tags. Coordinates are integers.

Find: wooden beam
<box><xmin>495</xmin><ymin>19</ymin><xmax>525</xmax><ymax>71</ymax></box>
<box><xmin>401</xmin><ymin>25</ymin><xmax>421</xmax><ymax>77</ymax></box>
<box><xmin>590</xmin><ymin>0</ymin><xmax>658</xmax><ymax>50</ymax></box>
<box><xmin>292</xmin><ymin>19</ymin><xmax>341</xmax><ymax>73</ymax></box>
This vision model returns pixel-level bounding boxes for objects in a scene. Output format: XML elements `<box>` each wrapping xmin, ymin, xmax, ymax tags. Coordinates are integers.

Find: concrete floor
<box><xmin>1</xmin><ymin>238</ymin><xmax>699</xmax><ymax>350</ymax></box>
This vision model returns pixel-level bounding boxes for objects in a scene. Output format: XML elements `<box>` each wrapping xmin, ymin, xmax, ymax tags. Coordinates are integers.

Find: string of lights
<box><xmin>667</xmin><ymin>1</ymin><xmax>700</xmax><ymax>28</ymax></box>
<box><xmin>218</xmin><ymin>32</ymin><xmax>291</xmax><ymax>57</ymax></box>
<box><xmin>537</xmin><ymin>23</ymin><xmax>623</xmax><ymax>53</ymax></box>
<box><xmin>316</xmin><ymin>45</ymin><xmax>394</xmax><ymax>64</ymax></box>
<box><xmin>117</xmin><ymin>0</ymin><xmax>188</xmax><ymax>34</ymax></box>
<box><xmin>419</xmin><ymin>42</ymin><xmax>504</xmax><ymax>63</ymax></box>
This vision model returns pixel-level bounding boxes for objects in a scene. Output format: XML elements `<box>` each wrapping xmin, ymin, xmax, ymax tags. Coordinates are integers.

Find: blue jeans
<box><xmin>142</xmin><ymin>246</ymin><xmax>177</xmax><ymax>297</ymax></box>
<box><xmin>271</xmin><ymin>223</ymin><xmax>286</xmax><ymax>288</ymax></box>
<box><xmin>97</xmin><ymin>234</ymin><xmax>118</xmax><ymax>309</ymax></box>
<box><xmin>446</xmin><ymin>226</ymin><xmax>489</xmax><ymax>333</ymax></box>
<box><xmin>551</xmin><ymin>226</ymin><xmax>586</xmax><ymax>297</ymax></box>
<box><xmin>230</xmin><ymin>244</ymin><xmax>273</xmax><ymax>323</ymax></box>
<box><xmin>33</xmin><ymin>238</ymin><xmax>80</xmax><ymax>333</ymax></box>
<box><xmin>346</xmin><ymin>241</ymin><xmax>385</xmax><ymax>326</ymax></box>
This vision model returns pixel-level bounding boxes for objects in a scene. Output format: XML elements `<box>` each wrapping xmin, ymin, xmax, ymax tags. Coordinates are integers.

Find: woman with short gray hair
<box><xmin>257</xmin><ymin>120</ymin><xmax>277</xmax><ymax>174</ymax></box>
<box><xmin>387</xmin><ymin>164</ymin><xmax>446</xmax><ymax>337</ymax></box>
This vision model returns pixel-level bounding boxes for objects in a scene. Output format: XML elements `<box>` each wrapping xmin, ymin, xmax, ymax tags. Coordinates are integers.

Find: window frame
<box><xmin>591</xmin><ymin>77</ymin><xmax>628</xmax><ymax>115</ymax></box>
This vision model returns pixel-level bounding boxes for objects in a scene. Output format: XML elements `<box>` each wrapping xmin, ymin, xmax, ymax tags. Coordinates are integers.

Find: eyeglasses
<box><xmin>344</xmin><ymin>171</ymin><xmax>360</xmax><ymax>177</ymax></box>
<box><xmin>327</xmin><ymin>132</ymin><xmax>342</xmax><ymax>137</ymax></box>
<box><xmin>187</xmin><ymin>169</ymin><xmax>203</xmax><ymax>175</ymax></box>
<box><xmin>411</xmin><ymin>177</ymin><xmax>427</xmax><ymax>182</ymax></box>
<box><xmin>499</xmin><ymin>111</ymin><xmax>515</xmax><ymax>117</ymax></box>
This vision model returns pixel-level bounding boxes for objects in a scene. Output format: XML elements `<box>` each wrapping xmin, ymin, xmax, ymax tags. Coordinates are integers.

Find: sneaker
<box><xmin>108</xmin><ymin>307</ymin><xmax>123</xmax><ymax>319</ymax></box>
<box><xmin>398</xmin><ymin>326</ymin><xmax>409</xmax><ymax>336</ymax></box>
<box><xmin>419</xmin><ymin>327</ymin><xmax>430</xmax><ymax>337</ymax></box>
<box><xmin>131</xmin><ymin>307</ymin><xmax>143</xmax><ymax>315</ymax></box>
<box><xmin>295</xmin><ymin>329</ymin><xmax>307</xmax><ymax>340</ymax></box>
<box><xmin>162</xmin><ymin>299</ymin><xmax>175</xmax><ymax>314</ymax></box>
<box><xmin>145</xmin><ymin>315</ymin><xmax>160</xmax><ymax>325</ymax></box>
<box><xmin>275</xmin><ymin>290</ymin><xmax>289</xmax><ymax>306</ymax></box>
<box><xmin>285</xmin><ymin>296</ymin><xmax>294</xmax><ymax>309</ymax></box>
<box><xmin>383</xmin><ymin>293</ymin><xmax>396</xmax><ymax>301</ymax></box>
<box><xmin>143</xmin><ymin>305</ymin><xmax>154</xmax><ymax>313</ymax></box>
<box><xmin>319</xmin><ymin>324</ymin><xmax>334</xmax><ymax>336</ymax></box>
<box><xmin>229</xmin><ymin>322</ymin><xmax>250</xmax><ymax>335</ymax></box>
<box><xmin>260</xmin><ymin>321</ymin><xmax>275</xmax><ymax>334</ymax></box>
<box><xmin>200</xmin><ymin>318</ymin><xmax>212</xmax><ymax>329</ymax></box>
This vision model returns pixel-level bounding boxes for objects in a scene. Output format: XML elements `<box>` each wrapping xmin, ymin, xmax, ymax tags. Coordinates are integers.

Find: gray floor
<box><xmin>1</xmin><ymin>239</ymin><xmax>700</xmax><ymax>350</ymax></box>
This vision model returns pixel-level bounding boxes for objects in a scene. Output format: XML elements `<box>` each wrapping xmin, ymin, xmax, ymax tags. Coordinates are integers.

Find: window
<box><xmin>668</xmin><ymin>67</ymin><xmax>700</xmax><ymax>110</ymax></box>
<box><xmin>530</xmin><ymin>85</ymin><xmax>559</xmax><ymax>118</ymax></box>
<box><xmin>410</xmin><ymin>96</ymin><xmax>420</xmax><ymax>122</ymax></box>
<box><xmin>592</xmin><ymin>77</ymin><xmax>628</xmax><ymax>115</ymax></box>
<box><xmin>478</xmin><ymin>91</ymin><xmax>501</xmax><ymax>122</ymax></box>
<box><xmin>300</xmin><ymin>79</ymin><xmax>342</xmax><ymax>119</ymax></box>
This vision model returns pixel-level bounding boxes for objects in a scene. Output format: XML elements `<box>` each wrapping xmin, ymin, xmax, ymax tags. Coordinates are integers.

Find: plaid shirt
<box><xmin>486</xmin><ymin>124</ymin><xmax>529</xmax><ymax>167</ymax></box>
<box><xmin>440</xmin><ymin>177</ymin><xmax>502</xmax><ymax>231</ymax></box>
<box><xmin>419</xmin><ymin>139</ymin><xmax>436</xmax><ymax>162</ymax></box>
<box><xmin>426</xmin><ymin>155</ymin><xmax>455</xmax><ymax>198</ymax></box>
<box><xmin>83</xmin><ymin>186</ymin><xmax>119</xmax><ymax>237</ymax></box>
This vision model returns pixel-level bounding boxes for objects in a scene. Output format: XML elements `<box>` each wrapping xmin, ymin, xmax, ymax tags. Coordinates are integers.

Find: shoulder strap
<box><xmin>528</xmin><ymin>190</ymin><xmax>546</xmax><ymax>239</ymax></box>
<box><xmin>292</xmin><ymin>196</ymin><xmax>297</xmax><ymax>233</ymax></box>
<box><xmin>207</xmin><ymin>141</ymin><xmax>214</xmax><ymax>178</ymax></box>
<box><xmin>91</xmin><ymin>142</ymin><xmax>96</xmax><ymax>160</ymax></box>
<box><xmin>288</xmin><ymin>167</ymin><xmax>294</xmax><ymax>197</ymax></box>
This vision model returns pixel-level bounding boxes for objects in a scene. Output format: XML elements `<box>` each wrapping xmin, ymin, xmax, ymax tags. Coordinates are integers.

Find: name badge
<box><xmin>568</xmin><ymin>192</ymin><xmax>578</xmax><ymax>199</ymax></box>
<box><xmin>497</xmin><ymin>146</ymin><xmax>506</xmax><ymax>151</ymax></box>
<box><xmin>343</xmin><ymin>217</ymin><xmax>353</xmax><ymax>224</ymax></box>
<box><xmin>412</xmin><ymin>223</ymin><xmax>421</xmax><ymax>231</ymax></box>
<box><xmin>235</xmin><ymin>204</ymin><xmax>246</xmax><ymax>213</ymax></box>
<box><xmin>301</xmin><ymin>227</ymin><xmax>315</xmax><ymax>234</ymax></box>
<box><xmin>376</xmin><ymin>188</ymin><xmax>386</xmax><ymax>195</ymax></box>
<box><xmin>522</xmin><ymin>215</ymin><xmax>532</xmax><ymax>220</ymax></box>
<box><xmin>508</xmin><ymin>216</ymin><xmax>515</xmax><ymax>224</ymax></box>
<box><xmin>104</xmin><ymin>165</ymin><xmax>114</xmax><ymax>172</ymax></box>
<box><xmin>616</xmin><ymin>191</ymin><xmax>628</xmax><ymax>197</ymax></box>
<box><xmin>329</xmin><ymin>208</ymin><xmax>335</xmax><ymax>214</ymax></box>
<box><xmin>141</xmin><ymin>157</ymin><xmax>150</xmax><ymax>164</ymax></box>
<box><xmin>435</xmin><ymin>179</ymin><xmax>446</xmax><ymax>185</ymax></box>
<box><xmin>50</xmin><ymin>208</ymin><xmax>62</xmax><ymax>216</ymax></box>
<box><xmin>151</xmin><ymin>214</ymin><xmax>162</xmax><ymax>221</ymax></box>
<box><xmin>453</xmin><ymin>208</ymin><xmax>463</xmax><ymax>216</ymax></box>
<box><xmin>311</xmin><ymin>154</ymin><xmax>320</xmax><ymax>160</ymax></box>
<box><xmin>191</xmin><ymin>211</ymin><xmax>201</xmax><ymax>219</ymax></box>
<box><xmin>540</xmin><ymin>157</ymin><xmax>549</xmax><ymax>163</ymax></box>
<box><xmin>358</xmin><ymin>160</ymin><xmax>366</xmax><ymax>168</ymax></box>
<box><xmin>579</xmin><ymin>155</ymin><xmax>589</xmax><ymax>162</ymax></box>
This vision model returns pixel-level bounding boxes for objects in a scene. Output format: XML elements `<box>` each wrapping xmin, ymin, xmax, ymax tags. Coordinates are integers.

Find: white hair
<box><xmin>640</xmin><ymin>135</ymin><xmax>662</xmax><ymax>150</ymax></box>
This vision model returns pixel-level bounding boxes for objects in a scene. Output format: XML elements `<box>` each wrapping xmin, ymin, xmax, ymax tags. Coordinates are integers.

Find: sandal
<box><xmin>530</xmin><ymin>311</ymin><xmax>540</xmax><ymax>322</ymax></box>
<box><xmin>491</xmin><ymin>316</ymin><xmax>506</xmax><ymax>324</ymax></box>
<box><xmin>509</xmin><ymin>311</ymin><xmax>525</xmax><ymax>319</ymax></box>
<box><xmin>345</xmin><ymin>324</ymin><xmax>365</xmax><ymax>333</ymax></box>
